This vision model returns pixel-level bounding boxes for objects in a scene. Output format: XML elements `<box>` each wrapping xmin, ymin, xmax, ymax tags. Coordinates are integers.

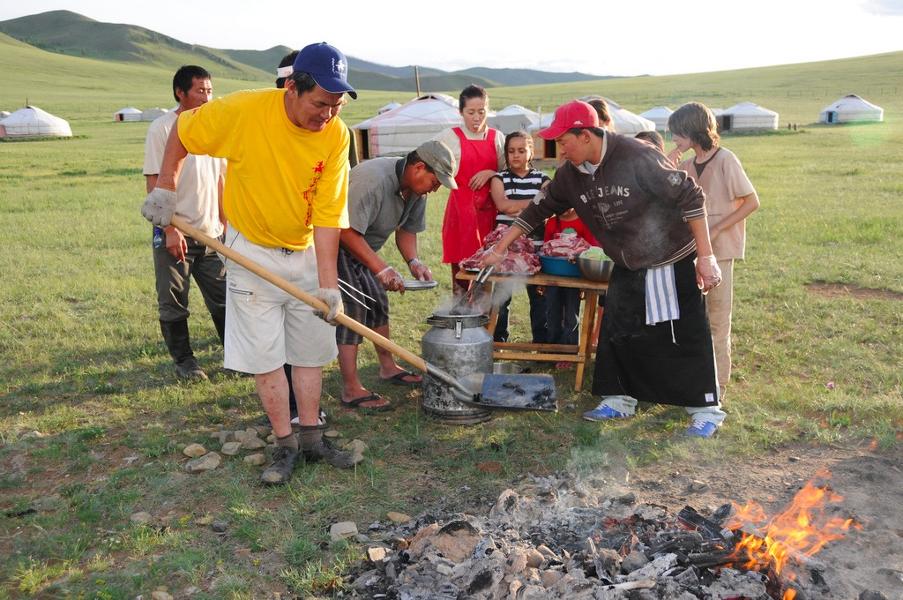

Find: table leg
<box><xmin>574</xmin><ymin>291</ymin><xmax>599</xmax><ymax>392</ymax></box>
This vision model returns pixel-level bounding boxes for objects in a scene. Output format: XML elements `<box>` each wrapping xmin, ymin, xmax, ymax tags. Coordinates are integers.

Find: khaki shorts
<box><xmin>222</xmin><ymin>228</ymin><xmax>337</xmax><ymax>373</ymax></box>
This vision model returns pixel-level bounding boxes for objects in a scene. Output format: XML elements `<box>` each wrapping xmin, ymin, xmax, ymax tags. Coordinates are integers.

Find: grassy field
<box><xmin>1</xmin><ymin>35</ymin><xmax>901</xmax><ymax>599</ymax></box>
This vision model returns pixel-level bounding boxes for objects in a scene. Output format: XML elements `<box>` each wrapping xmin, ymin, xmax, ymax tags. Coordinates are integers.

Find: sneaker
<box><xmin>302</xmin><ymin>438</ymin><xmax>355</xmax><ymax>469</ymax></box>
<box><xmin>260</xmin><ymin>446</ymin><xmax>300</xmax><ymax>485</ymax></box>
<box><xmin>175</xmin><ymin>357</ymin><xmax>208</xmax><ymax>381</ymax></box>
<box><xmin>685</xmin><ymin>421</ymin><xmax>718</xmax><ymax>438</ymax></box>
<box><xmin>582</xmin><ymin>404</ymin><xmax>630</xmax><ymax>422</ymax></box>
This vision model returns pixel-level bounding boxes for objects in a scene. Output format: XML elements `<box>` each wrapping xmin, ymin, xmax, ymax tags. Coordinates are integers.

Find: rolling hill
<box><xmin>0</xmin><ymin>10</ymin><xmax>602</xmax><ymax>91</ymax></box>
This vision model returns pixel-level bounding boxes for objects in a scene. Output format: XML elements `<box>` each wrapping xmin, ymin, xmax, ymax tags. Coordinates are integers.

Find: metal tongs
<box><xmin>464</xmin><ymin>264</ymin><xmax>495</xmax><ymax>306</ymax></box>
<box><xmin>337</xmin><ymin>277</ymin><xmax>375</xmax><ymax>311</ymax></box>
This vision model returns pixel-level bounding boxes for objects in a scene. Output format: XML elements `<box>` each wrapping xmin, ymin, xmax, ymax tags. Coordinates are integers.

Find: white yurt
<box><xmin>489</xmin><ymin>104</ymin><xmax>541</xmax><ymax>135</ymax></box>
<box><xmin>0</xmin><ymin>106</ymin><xmax>72</xmax><ymax>139</ymax></box>
<box><xmin>819</xmin><ymin>94</ymin><xmax>884</xmax><ymax>124</ymax></box>
<box><xmin>640</xmin><ymin>106</ymin><xmax>673</xmax><ymax>131</ymax></box>
<box><xmin>113</xmin><ymin>107</ymin><xmax>143</xmax><ymax>122</ymax></box>
<box><xmin>141</xmin><ymin>107</ymin><xmax>169</xmax><ymax>122</ymax></box>
<box><xmin>723</xmin><ymin>102</ymin><xmax>779</xmax><ymax>131</ymax></box>
<box><xmin>377</xmin><ymin>102</ymin><xmax>402</xmax><ymax>115</ymax></box>
<box><xmin>352</xmin><ymin>93</ymin><xmax>461</xmax><ymax>158</ymax></box>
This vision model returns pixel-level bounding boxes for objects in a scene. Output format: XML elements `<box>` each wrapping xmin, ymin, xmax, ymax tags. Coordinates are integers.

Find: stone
<box><xmin>352</xmin><ymin>568</ymin><xmax>382</xmax><ymax>590</ymax></box>
<box><xmin>243</xmin><ymin>453</ymin><xmax>266</xmax><ymax>466</ymax></box>
<box><xmin>621</xmin><ymin>549</ymin><xmax>650</xmax><ymax>574</ymax></box>
<box><xmin>435</xmin><ymin>563</ymin><xmax>454</xmax><ymax>576</ymax></box>
<box><xmin>521</xmin><ymin>584</ymin><xmax>548</xmax><ymax>600</ymax></box>
<box><xmin>212</xmin><ymin>521</ymin><xmax>228</xmax><ymax>533</ymax></box>
<box><xmin>407</xmin><ymin>523</ymin><xmax>440</xmax><ymax>557</ymax></box>
<box><xmin>489</xmin><ymin>489</ymin><xmax>520</xmax><ymax>519</ymax></box>
<box><xmin>221</xmin><ymin>442</ymin><xmax>242</xmax><ymax>456</ymax></box>
<box><xmin>613</xmin><ymin>492</ymin><xmax>637</xmax><ymax>504</ymax></box>
<box><xmin>185</xmin><ymin>452</ymin><xmax>221</xmax><ymax>473</ymax></box>
<box><xmin>181</xmin><ymin>586</ymin><xmax>199</xmax><ymax>597</ymax></box>
<box><xmin>330</xmin><ymin>521</ymin><xmax>358</xmax><ymax>542</ymax></box>
<box><xmin>182</xmin><ymin>443</ymin><xmax>207</xmax><ymax>458</ymax></box>
<box><xmin>151</xmin><ymin>592</ymin><xmax>173</xmax><ymax>600</ymax></box>
<box><xmin>241</xmin><ymin>435</ymin><xmax>266</xmax><ymax>450</ymax></box>
<box><xmin>387</xmin><ymin>511</ymin><xmax>412</xmax><ymax>524</ymax></box>
<box><xmin>430</xmin><ymin>521</ymin><xmax>481</xmax><ymax>563</ymax></box>
<box><xmin>788</xmin><ymin>456</ymin><xmax>801</xmax><ymax>462</ymax></box>
<box><xmin>506</xmin><ymin>550</ymin><xmax>529</xmax><ymax>575</ymax></box>
<box><xmin>525</xmin><ymin>548</ymin><xmax>544</xmax><ymax>568</ymax></box>
<box><xmin>130</xmin><ymin>511</ymin><xmax>153</xmax><ymax>525</ymax></box>
<box><xmin>859</xmin><ymin>592</ymin><xmax>889</xmax><ymax>600</ymax></box>
<box><xmin>324</xmin><ymin>429</ymin><xmax>340</xmax><ymax>438</ymax></box>
<box><xmin>266</xmin><ymin>434</ymin><xmax>276</xmax><ymax>443</ymax></box>
<box><xmin>541</xmin><ymin>569</ymin><xmax>564</xmax><ymax>588</ymax></box>
<box><xmin>367</xmin><ymin>546</ymin><xmax>388</xmax><ymax>562</ymax></box>
<box><xmin>253</xmin><ymin>425</ymin><xmax>271</xmax><ymax>437</ymax></box>
<box><xmin>354</xmin><ymin>534</ymin><xmax>370</xmax><ymax>544</ymax></box>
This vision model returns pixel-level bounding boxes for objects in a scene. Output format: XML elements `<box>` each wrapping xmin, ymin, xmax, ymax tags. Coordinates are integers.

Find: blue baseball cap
<box><xmin>292</xmin><ymin>42</ymin><xmax>357</xmax><ymax>99</ymax></box>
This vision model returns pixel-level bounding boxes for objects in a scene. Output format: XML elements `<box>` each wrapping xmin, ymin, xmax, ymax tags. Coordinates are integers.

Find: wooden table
<box><xmin>456</xmin><ymin>271</ymin><xmax>608</xmax><ymax>391</ymax></box>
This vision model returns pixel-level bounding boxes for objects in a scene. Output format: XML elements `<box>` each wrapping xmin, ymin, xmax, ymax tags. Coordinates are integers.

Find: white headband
<box><xmin>276</xmin><ymin>66</ymin><xmax>293</xmax><ymax>78</ymax></box>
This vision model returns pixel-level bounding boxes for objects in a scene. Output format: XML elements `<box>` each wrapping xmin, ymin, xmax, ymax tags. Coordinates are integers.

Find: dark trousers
<box><xmin>545</xmin><ymin>287</ymin><xmax>580</xmax><ymax>346</ymax></box>
<box><xmin>153</xmin><ymin>236</ymin><xmax>226</xmax><ymax>330</ymax></box>
<box><xmin>494</xmin><ymin>285</ymin><xmax>548</xmax><ymax>343</ymax></box>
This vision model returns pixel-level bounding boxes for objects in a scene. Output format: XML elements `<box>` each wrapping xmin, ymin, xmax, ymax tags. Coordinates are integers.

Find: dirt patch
<box><xmin>806</xmin><ymin>281</ymin><xmax>903</xmax><ymax>301</ymax></box>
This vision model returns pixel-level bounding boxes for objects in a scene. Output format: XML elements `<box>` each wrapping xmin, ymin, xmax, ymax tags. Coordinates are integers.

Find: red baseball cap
<box><xmin>538</xmin><ymin>100</ymin><xmax>600</xmax><ymax>140</ymax></box>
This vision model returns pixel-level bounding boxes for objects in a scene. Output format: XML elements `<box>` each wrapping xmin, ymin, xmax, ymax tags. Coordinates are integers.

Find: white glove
<box><xmin>376</xmin><ymin>266</ymin><xmax>405</xmax><ymax>292</ymax></box>
<box><xmin>141</xmin><ymin>188</ymin><xmax>177</xmax><ymax>227</ymax></box>
<box><xmin>313</xmin><ymin>288</ymin><xmax>344</xmax><ymax>324</ymax></box>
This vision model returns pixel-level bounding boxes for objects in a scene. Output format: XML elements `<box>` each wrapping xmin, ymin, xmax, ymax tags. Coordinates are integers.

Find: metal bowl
<box><xmin>577</xmin><ymin>256</ymin><xmax>614</xmax><ymax>282</ymax></box>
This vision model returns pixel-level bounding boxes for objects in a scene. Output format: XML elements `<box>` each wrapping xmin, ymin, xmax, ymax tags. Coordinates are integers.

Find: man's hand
<box><xmin>313</xmin><ymin>288</ymin><xmax>344</xmax><ymax>325</ymax></box>
<box><xmin>408</xmin><ymin>259</ymin><xmax>433</xmax><ymax>282</ymax></box>
<box><xmin>376</xmin><ymin>266</ymin><xmax>405</xmax><ymax>292</ymax></box>
<box><xmin>695</xmin><ymin>254</ymin><xmax>722</xmax><ymax>294</ymax></box>
<box><xmin>165</xmin><ymin>226</ymin><xmax>188</xmax><ymax>262</ymax></box>
<box><xmin>666</xmin><ymin>146</ymin><xmax>683</xmax><ymax>168</ymax></box>
<box><xmin>141</xmin><ymin>188</ymin><xmax>177</xmax><ymax>226</ymax></box>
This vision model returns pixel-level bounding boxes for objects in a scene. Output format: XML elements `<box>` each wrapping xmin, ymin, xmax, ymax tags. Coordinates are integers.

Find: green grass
<box><xmin>1</xmin><ymin>35</ymin><xmax>901</xmax><ymax>599</ymax></box>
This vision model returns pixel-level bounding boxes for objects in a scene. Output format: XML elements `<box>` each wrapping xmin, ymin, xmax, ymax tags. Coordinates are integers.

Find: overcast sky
<box><xmin>2</xmin><ymin>0</ymin><xmax>902</xmax><ymax>76</ymax></box>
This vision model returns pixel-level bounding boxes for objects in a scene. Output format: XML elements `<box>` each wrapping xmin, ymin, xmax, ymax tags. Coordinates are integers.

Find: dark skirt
<box><xmin>592</xmin><ymin>253</ymin><xmax>719</xmax><ymax>407</ymax></box>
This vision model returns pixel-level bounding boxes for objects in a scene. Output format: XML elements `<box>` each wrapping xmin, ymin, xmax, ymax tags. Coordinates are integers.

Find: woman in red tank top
<box><xmin>438</xmin><ymin>85</ymin><xmax>504</xmax><ymax>294</ymax></box>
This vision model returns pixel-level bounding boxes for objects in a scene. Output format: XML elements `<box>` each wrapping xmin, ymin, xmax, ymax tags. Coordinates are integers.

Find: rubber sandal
<box><xmin>380</xmin><ymin>370</ymin><xmax>421</xmax><ymax>386</ymax></box>
<box><xmin>340</xmin><ymin>393</ymin><xmax>392</xmax><ymax>412</ymax></box>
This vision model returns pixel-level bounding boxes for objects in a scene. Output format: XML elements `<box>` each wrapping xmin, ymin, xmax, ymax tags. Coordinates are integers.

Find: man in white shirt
<box><xmin>143</xmin><ymin>65</ymin><xmax>226</xmax><ymax>380</ymax></box>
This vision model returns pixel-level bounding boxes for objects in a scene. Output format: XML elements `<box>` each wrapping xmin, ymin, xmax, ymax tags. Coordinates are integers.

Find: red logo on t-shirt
<box><xmin>302</xmin><ymin>161</ymin><xmax>325</xmax><ymax>226</ymax></box>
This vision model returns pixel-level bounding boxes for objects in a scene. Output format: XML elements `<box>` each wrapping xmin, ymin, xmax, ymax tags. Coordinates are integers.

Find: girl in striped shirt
<box><xmin>489</xmin><ymin>131</ymin><xmax>550</xmax><ymax>343</ymax></box>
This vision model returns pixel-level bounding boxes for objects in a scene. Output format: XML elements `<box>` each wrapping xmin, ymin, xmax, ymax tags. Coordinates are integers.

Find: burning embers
<box><xmin>724</xmin><ymin>472</ymin><xmax>862</xmax><ymax>599</ymax></box>
<box><xmin>344</xmin><ymin>472</ymin><xmax>866</xmax><ymax>600</ymax></box>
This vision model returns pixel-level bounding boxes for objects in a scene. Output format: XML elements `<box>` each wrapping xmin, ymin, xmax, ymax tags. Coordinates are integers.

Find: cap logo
<box><xmin>574</xmin><ymin>119</ymin><xmax>584</xmax><ymax>126</ymax></box>
<box><xmin>333</xmin><ymin>59</ymin><xmax>346</xmax><ymax>76</ymax></box>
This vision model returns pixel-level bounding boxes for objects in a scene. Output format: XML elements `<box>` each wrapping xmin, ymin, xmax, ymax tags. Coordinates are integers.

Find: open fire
<box><xmin>725</xmin><ymin>471</ymin><xmax>862</xmax><ymax>599</ymax></box>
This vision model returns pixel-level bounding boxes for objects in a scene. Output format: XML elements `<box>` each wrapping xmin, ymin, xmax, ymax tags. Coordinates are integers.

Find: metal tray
<box><xmin>403</xmin><ymin>279</ymin><xmax>438</xmax><ymax>291</ymax></box>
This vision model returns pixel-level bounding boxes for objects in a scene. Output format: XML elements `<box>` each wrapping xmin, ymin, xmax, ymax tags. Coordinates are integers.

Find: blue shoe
<box><xmin>685</xmin><ymin>421</ymin><xmax>718</xmax><ymax>438</ymax></box>
<box><xmin>582</xmin><ymin>404</ymin><xmax>630</xmax><ymax>422</ymax></box>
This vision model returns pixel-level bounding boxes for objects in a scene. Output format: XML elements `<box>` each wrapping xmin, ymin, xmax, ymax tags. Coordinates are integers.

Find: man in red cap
<box><xmin>141</xmin><ymin>42</ymin><xmax>358</xmax><ymax>484</ymax></box>
<box><xmin>482</xmin><ymin>100</ymin><xmax>726</xmax><ymax>438</ymax></box>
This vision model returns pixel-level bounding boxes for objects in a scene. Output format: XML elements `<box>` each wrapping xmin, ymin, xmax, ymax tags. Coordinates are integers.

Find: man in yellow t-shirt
<box><xmin>141</xmin><ymin>42</ymin><xmax>357</xmax><ymax>485</ymax></box>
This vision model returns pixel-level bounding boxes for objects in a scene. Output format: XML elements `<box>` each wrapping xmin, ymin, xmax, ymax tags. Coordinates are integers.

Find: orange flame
<box><xmin>725</xmin><ymin>471</ymin><xmax>860</xmax><ymax>588</ymax></box>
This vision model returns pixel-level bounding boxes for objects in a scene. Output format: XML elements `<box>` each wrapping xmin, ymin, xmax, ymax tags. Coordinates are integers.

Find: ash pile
<box><xmin>345</xmin><ymin>474</ymin><xmax>876</xmax><ymax>600</ymax></box>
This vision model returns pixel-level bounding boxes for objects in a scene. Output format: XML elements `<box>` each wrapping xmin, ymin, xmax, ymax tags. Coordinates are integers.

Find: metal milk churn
<box><xmin>420</xmin><ymin>311</ymin><xmax>493</xmax><ymax>424</ymax></box>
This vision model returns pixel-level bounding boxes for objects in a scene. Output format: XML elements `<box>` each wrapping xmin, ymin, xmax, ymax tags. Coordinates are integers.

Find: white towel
<box><xmin>645</xmin><ymin>264</ymin><xmax>680</xmax><ymax>326</ymax></box>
